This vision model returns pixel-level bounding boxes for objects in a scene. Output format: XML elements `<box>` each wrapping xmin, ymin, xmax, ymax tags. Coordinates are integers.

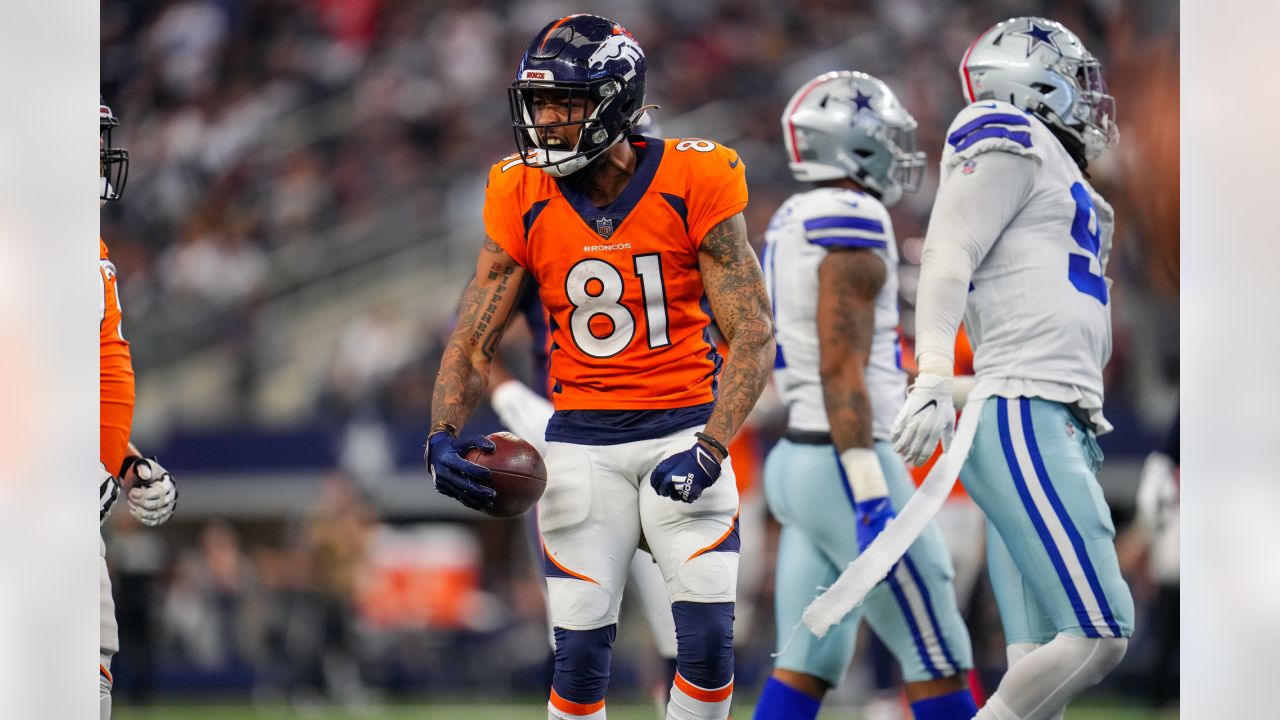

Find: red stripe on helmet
<box><xmin>784</xmin><ymin>74</ymin><xmax>830</xmax><ymax>163</ymax></box>
<box><xmin>960</xmin><ymin>29</ymin><xmax>988</xmax><ymax>103</ymax></box>
<box><xmin>539</xmin><ymin>14</ymin><xmax>586</xmax><ymax>51</ymax></box>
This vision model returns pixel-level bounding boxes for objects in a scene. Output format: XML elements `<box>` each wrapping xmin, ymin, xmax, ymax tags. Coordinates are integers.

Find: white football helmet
<box><xmin>782</xmin><ymin>71</ymin><xmax>925</xmax><ymax>206</ymax></box>
<box><xmin>960</xmin><ymin>17</ymin><xmax>1118</xmax><ymax>161</ymax></box>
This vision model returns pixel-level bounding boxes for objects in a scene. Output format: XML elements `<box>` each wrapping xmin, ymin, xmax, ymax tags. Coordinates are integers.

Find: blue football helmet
<box><xmin>508</xmin><ymin>14</ymin><xmax>647</xmax><ymax>177</ymax></box>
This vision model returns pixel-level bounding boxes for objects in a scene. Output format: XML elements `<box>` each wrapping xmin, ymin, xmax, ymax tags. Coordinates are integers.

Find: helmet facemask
<box><xmin>1068</xmin><ymin>58</ymin><xmax>1119</xmax><ymax>159</ymax></box>
<box><xmin>508</xmin><ymin>79</ymin><xmax>629</xmax><ymax>178</ymax></box>
<box><xmin>876</xmin><ymin>120</ymin><xmax>926</xmax><ymax>202</ymax></box>
<box><xmin>100</xmin><ymin>106</ymin><xmax>129</xmax><ymax>203</ymax></box>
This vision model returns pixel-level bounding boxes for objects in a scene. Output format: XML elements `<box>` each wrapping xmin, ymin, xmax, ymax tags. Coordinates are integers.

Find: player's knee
<box><xmin>672</xmin><ymin>601</ymin><xmax>735</xmax><ymax>689</ymax></box>
<box><xmin>552</xmin><ymin>625</ymin><xmax>616</xmax><ymax>704</ymax></box>
<box><xmin>674</xmin><ymin>551</ymin><xmax>738</xmax><ymax>599</ymax></box>
<box><xmin>1063</xmin><ymin>634</ymin><xmax>1128</xmax><ymax>686</ymax></box>
<box><xmin>548</xmin><ymin>579</ymin><xmax>616</xmax><ymax>628</ymax></box>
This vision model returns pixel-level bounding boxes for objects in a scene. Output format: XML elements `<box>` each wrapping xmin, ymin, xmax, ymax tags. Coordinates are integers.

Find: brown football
<box><xmin>464</xmin><ymin>431</ymin><xmax>548</xmax><ymax>518</ymax></box>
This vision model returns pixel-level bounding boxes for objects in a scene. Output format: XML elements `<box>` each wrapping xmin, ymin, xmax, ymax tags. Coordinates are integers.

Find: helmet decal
<box><xmin>587</xmin><ymin>34</ymin><xmax>644</xmax><ymax>80</ymax></box>
<box><xmin>1009</xmin><ymin>20</ymin><xmax>1063</xmax><ymax>58</ymax></box>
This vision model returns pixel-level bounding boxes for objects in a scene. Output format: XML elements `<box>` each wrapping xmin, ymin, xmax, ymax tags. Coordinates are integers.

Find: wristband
<box><xmin>694</xmin><ymin>432</ymin><xmax>729</xmax><ymax>460</ymax></box>
<box><xmin>430</xmin><ymin>420</ymin><xmax>458</xmax><ymax>438</ymax></box>
<box><xmin>916</xmin><ymin>351</ymin><xmax>955</xmax><ymax>379</ymax></box>
<box><xmin>839</xmin><ymin>448</ymin><xmax>889</xmax><ymax>501</ymax></box>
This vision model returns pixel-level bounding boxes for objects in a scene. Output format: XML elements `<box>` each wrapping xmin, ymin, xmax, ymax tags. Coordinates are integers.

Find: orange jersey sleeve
<box><xmin>679</xmin><ymin>139</ymin><xmax>748</xmax><ymax>242</ymax></box>
<box><xmin>483</xmin><ymin>152</ymin><xmax>539</xmax><ymax>267</ymax></box>
<box><xmin>99</xmin><ymin>239</ymin><xmax>135</xmax><ymax>475</ymax></box>
<box><xmin>480</xmin><ymin>138</ymin><xmax>747</xmax><ymax>411</ymax></box>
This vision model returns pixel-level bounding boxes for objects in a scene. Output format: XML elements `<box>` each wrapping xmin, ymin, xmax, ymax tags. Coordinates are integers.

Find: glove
<box><xmin>837</xmin><ymin>448</ymin><xmax>895</xmax><ymax>553</ymax></box>
<box><xmin>426</xmin><ymin>431</ymin><xmax>496</xmax><ymax>512</ymax></box>
<box><xmin>891</xmin><ymin>373</ymin><xmax>955</xmax><ymax>466</ymax></box>
<box><xmin>123</xmin><ymin>456</ymin><xmax>178</xmax><ymax>527</ymax></box>
<box><xmin>100</xmin><ymin>463</ymin><xmax>121</xmax><ymax>525</ymax></box>
<box><xmin>854</xmin><ymin>497</ymin><xmax>896</xmax><ymax>555</ymax></box>
<box><xmin>650</xmin><ymin>441</ymin><xmax>722</xmax><ymax>503</ymax></box>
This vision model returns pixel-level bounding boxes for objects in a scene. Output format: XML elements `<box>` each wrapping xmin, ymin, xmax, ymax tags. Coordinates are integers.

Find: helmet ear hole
<box><xmin>1031</xmin><ymin>82</ymin><xmax>1056</xmax><ymax>94</ymax></box>
<box><xmin>853</xmin><ymin>148</ymin><xmax>875</xmax><ymax>158</ymax></box>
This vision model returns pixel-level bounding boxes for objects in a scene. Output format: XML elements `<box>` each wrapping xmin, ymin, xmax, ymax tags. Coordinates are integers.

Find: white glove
<box><xmin>123</xmin><ymin>457</ymin><xmax>178</xmax><ymax>527</ymax></box>
<box><xmin>100</xmin><ymin>463</ymin><xmax>121</xmax><ymax>525</ymax></box>
<box><xmin>891</xmin><ymin>373</ymin><xmax>955</xmax><ymax>466</ymax></box>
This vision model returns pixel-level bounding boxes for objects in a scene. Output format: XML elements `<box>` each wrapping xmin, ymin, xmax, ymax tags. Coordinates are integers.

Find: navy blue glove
<box><xmin>854</xmin><ymin>496</ymin><xmax>896</xmax><ymax>555</ymax></box>
<box><xmin>650</xmin><ymin>441</ymin><xmax>722</xmax><ymax>503</ymax></box>
<box><xmin>426</xmin><ymin>431</ymin><xmax>497</xmax><ymax>512</ymax></box>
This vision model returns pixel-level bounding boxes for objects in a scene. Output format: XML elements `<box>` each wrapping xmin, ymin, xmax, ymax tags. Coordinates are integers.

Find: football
<box><xmin>465</xmin><ymin>431</ymin><xmax>548</xmax><ymax>518</ymax></box>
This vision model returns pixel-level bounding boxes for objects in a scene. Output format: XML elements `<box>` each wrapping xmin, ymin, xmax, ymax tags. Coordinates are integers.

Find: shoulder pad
<box><xmin>942</xmin><ymin>101</ymin><xmax>1042</xmax><ymax>169</ymax></box>
<box><xmin>792</xmin><ymin>189</ymin><xmax>890</xmax><ymax>250</ymax></box>
<box><xmin>664</xmin><ymin>138</ymin><xmax>742</xmax><ymax>174</ymax></box>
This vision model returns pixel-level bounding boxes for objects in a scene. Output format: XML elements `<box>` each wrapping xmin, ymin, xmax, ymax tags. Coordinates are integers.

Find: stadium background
<box><xmin>99</xmin><ymin>0</ymin><xmax>1179</xmax><ymax>716</ymax></box>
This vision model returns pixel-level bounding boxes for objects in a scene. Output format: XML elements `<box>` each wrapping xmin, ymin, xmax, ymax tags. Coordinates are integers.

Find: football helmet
<box><xmin>508</xmin><ymin>14</ymin><xmax>647</xmax><ymax>177</ymax></box>
<box><xmin>960</xmin><ymin>17</ymin><xmax>1118</xmax><ymax>161</ymax></box>
<box><xmin>782</xmin><ymin>71</ymin><xmax>925</xmax><ymax>206</ymax></box>
<box><xmin>100</xmin><ymin>98</ymin><xmax>129</xmax><ymax>203</ymax></box>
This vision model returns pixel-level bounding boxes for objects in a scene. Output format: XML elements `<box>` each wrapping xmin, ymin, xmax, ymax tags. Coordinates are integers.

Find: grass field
<box><xmin>115</xmin><ymin>700</ymin><xmax>1179</xmax><ymax>719</ymax></box>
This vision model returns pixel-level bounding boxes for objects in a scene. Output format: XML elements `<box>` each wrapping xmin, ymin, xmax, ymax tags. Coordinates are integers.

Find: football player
<box><xmin>426</xmin><ymin>14</ymin><xmax>773</xmax><ymax>720</ymax></box>
<box><xmin>891</xmin><ymin>18</ymin><xmax>1134</xmax><ymax>720</ymax></box>
<box><xmin>754</xmin><ymin>72</ymin><xmax>977</xmax><ymax>720</ymax></box>
<box><xmin>100</xmin><ymin>98</ymin><xmax>179</xmax><ymax>720</ymax></box>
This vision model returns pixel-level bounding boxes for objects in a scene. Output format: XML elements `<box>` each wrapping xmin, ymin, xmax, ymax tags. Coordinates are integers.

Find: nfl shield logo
<box><xmin>596</xmin><ymin>217</ymin><xmax>614</xmax><ymax>238</ymax></box>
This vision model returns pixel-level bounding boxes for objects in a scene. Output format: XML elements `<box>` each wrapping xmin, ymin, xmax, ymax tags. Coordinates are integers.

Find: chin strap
<box><xmin>1029</xmin><ymin>101</ymin><xmax>1090</xmax><ymax>172</ymax></box>
<box><xmin>628</xmin><ymin>103</ymin><xmax>661</xmax><ymax>130</ymax></box>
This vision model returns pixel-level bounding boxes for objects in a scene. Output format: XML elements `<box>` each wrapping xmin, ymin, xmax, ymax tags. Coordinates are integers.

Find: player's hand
<box><xmin>891</xmin><ymin>373</ymin><xmax>955</xmax><ymax>466</ymax></box>
<box><xmin>650</xmin><ymin>442</ymin><xmax>722</xmax><ymax>503</ymax></box>
<box><xmin>100</xmin><ymin>463</ymin><xmax>121</xmax><ymax>525</ymax></box>
<box><xmin>425</xmin><ymin>431</ymin><xmax>496</xmax><ymax>512</ymax></box>
<box><xmin>123</xmin><ymin>456</ymin><xmax>178</xmax><ymax>527</ymax></box>
<box><xmin>854</xmin><ymin>497</ymin><xmax>896</xmax><ymax>554</ymax></box>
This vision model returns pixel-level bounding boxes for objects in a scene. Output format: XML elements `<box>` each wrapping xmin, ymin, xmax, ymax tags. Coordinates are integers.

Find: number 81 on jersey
<box><xmin>566</xmin><ymin>254</ymin><xmax>670</xmax><ymax>358</ymax></box>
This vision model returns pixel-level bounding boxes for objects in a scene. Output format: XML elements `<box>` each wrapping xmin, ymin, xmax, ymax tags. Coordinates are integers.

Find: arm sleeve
<box><xmin>687</xmin><ymin>144</ymin><xmax>748</xmax><ymax>245</ymax></box>
<box><xmin>914</xmin><ymin>151</ymin><xmax>1037</xmax><ymax>376</ymax></box>
<box><xmin>99</xmin><ymin>263</ymin><xmax>135</xmax><ymax>475</ymax></box>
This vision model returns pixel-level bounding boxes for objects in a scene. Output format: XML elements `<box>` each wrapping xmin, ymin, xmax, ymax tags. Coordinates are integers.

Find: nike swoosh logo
<box><xmin>974</xmin><ymin>102</ymin><xmax>998</xmax><ymax>108</ymax></box>
<box><xmin>911</xmin><ymin>399</ymin><xmax>938</xmax><ymax>417</ymax></box>
<box><xmin>728</xmin><ymin>155</ymin><xmax>741</xmax><ymax>169</ymax></box>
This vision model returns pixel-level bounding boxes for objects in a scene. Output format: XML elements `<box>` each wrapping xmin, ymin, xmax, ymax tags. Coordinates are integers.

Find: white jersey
<box><xmin>764</xmin><ymin>187</ymin><xmax>906</xmax><ymax>440</ymax></box>
<box><xmin>940</xmin><ymin>101</ymin><xmax>1114</xmax><ymax>432</ymax></box>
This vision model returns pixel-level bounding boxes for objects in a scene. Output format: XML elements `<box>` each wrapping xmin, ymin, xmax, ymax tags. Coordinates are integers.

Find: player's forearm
<box><xmin>703</xmin><ymin>323</ymin><xmax>774</xmax><ymax>447</ymax></box>
<box><xmin>914</xmin><ymin>247</ymin><xmax>973</xmax><ymax>377</ymax></box>
<box><xmin>430</xmin><ymin>339</ymin><xmax>491</xmax><ymax>432</ymax></box>
<box><xmin>697</xmin><ymin>213</ymin><xmax>774</xmax><ymax>447</ymax></box>
<box><xmin>822</xmin><ymin>364</ymin><xmax>874</xmax><ymax>452</ymax></box>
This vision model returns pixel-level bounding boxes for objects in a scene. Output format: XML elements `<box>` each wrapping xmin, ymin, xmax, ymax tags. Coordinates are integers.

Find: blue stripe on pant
<box><xmin>763</xmin><ymin>439</ymin><xmax>973</xmax><ymax>685</ymax></box>
<box><xmin>966</xmin><ymin>397</ymin><xmax>1134</xmax><ymax>641</ymax></box>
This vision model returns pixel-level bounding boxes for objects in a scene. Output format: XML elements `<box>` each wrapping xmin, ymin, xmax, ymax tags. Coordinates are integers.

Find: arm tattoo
<box><xmin>697</xmin><ymin>213</ymin><xmax>775</xmax><ymax>446</ymax></box>
<box><xmin>817</xmin><ymin>249</ymin><xmax>886</xmax><ymax>451</ymax></box>
<box><xmin>431</xmin><ymin>239</ymin><xmax>525</xmax><ymax>432</ymax></box>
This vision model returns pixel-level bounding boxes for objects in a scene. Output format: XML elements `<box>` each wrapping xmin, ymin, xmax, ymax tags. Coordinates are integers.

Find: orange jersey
<box><xmin>484</xmin><ymin>137</ymin><xmax>748</xmax><ymax>411</ymax></box>
<box><xmin>100</xmin><ymin>239</ymin><xmax>135</xmax><ymax>475</ymax></box>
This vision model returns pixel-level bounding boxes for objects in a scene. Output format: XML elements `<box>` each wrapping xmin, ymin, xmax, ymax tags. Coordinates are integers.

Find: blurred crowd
<box><xmin>102</xmin><ymin>0</ymin><xmax>1178</xmax><ymax>436</ymax></box>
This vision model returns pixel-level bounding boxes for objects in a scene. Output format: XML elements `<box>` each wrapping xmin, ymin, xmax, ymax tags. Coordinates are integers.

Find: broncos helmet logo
<box><xmin>587</xmin><ymin>34</ymin><xmax>644</xmax><ymax>80</ymax></box>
